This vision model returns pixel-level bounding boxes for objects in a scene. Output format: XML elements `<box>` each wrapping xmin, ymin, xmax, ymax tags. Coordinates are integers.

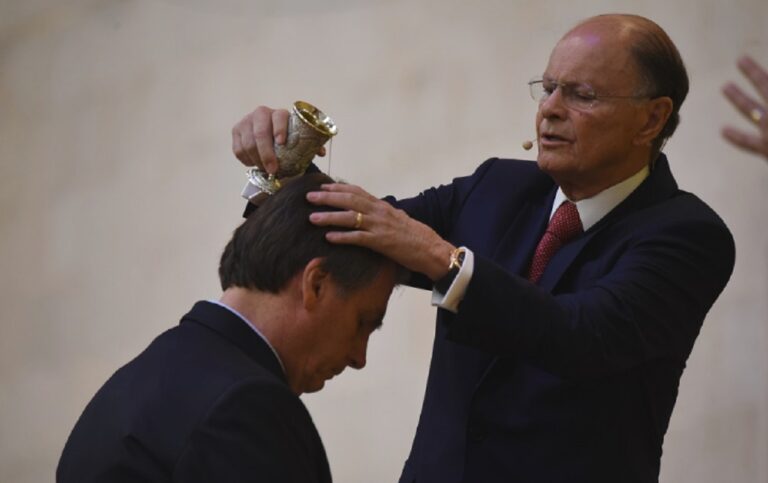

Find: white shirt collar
<box><xmin>206</xmin><ymin>299</ymin><xmax>286</xmax><ymax>374</ymax></box>
<box><xmin>550</xmin><ymin>165</ymin><xmax>650</xmax><ymax>231</ymax></box>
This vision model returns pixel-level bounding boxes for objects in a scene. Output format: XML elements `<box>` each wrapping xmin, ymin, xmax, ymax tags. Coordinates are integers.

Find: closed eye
<box><xmin>572</xmin><ymin>87</ymin><xmax>596</xmax><ymax>101</ymax></box>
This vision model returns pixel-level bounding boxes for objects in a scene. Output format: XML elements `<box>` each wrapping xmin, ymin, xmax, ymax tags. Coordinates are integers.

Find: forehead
<box><xmin>544</xmin><ymin>26</ymin><xmax>639</xmax><ymax>89</ymax></box>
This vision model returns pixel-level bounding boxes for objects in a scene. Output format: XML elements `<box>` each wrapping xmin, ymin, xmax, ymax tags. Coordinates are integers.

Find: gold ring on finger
<box><xmin>354</xmin><ymin>212</ymin><xmax>364</xmax><ymax>229</ymax></box>
<box><xmin>749</xmin><ymin>107</ymin><xmax>765</xmax><ymax>124</ymax></box>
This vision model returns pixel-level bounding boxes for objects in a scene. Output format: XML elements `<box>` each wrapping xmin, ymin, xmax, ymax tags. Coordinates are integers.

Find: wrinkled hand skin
<box><xmin>306</xmin><ymin>183</ymin><xmax>455</xmax><ymax>282</ymax></box>
<box><xmin>722</xmin><ymin>55</ymin><xmax>768</xmax><ymax>161</ymax></box>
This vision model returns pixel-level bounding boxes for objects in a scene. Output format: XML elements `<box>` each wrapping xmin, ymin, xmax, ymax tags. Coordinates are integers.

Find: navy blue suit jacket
<box><xmin>57</xmin><ymin>301</ymin><xmax>331</xmax><ymax>483</ymax></box>
<box><xmin>395</xmin><ymin>155</ymin><xmax>734</xmax><ymax>483</ymax></box>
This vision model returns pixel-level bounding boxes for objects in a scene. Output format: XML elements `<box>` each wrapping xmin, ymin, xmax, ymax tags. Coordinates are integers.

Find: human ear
<box><xmin>301</xmin><ymin>257</ymin><xmax>330</xmax><ymax>311</ymax></box>
<box><xmin>634</xmin><ymin>96</ymin><xmax>673</xmax><ymax>146</ymax></box>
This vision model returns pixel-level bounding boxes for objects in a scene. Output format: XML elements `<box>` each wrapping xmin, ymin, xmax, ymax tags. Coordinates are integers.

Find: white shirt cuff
<box><xmin>431</xmin><ymin>248</ymin><xmax>474</xmax><ymax>313</ymax></box>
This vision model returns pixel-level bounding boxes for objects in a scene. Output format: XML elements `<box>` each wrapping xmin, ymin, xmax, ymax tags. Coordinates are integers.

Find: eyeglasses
<box><xmin>528</xmin><ymin>77</ymin><xmax>649</xmax><ymax>111</ymax></box>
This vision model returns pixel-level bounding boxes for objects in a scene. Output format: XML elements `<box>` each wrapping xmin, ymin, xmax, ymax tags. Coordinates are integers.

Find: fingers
<box><xmin>324</xmin><ymin>230</ymin><xmax>375</xmax><ymax>245</ymax></box>
<box><xmin>319</xmin><ymin>183</ymin><xmax>377</xmax><ymax>199</ymax></box>
<box><xmin>308</xmin><ymin>210</ymin><xmax>364</xmax><ymax>230</ymax></box>
<box><xmin>306</xmin><ymin>184</ymin><xmax>379</xmax><ymax>210</ymax></box>
<box><xmin>308</xmin><ymin>208</ymin><xmax>378</xmax><ymax>254</ymax></box>
<box><xmin>307</xmin><ymin>192</ymin><xmax>370</xmax><ymax>215</ymax></box>
<box><xmin>722</xmin><ymin>82</ymin><xmax>765</xmax><ymax>127</ymax></box>
<box><xmin>307</xmin><ymin>185</ymin><xmax>374</xmax><ymax>234</ymax></box>
<box><xmin>252</xmin><ymin>106</ymin><xmax>283</xmax><ymax>175</ymax></box>
<box><xmin>272</xmin><ymin>109</ymin><xmax>289</xmax><ymax>145</ymax></box>
<box><xmin>233</xmin><ymin>121</ymin><xmax>256</xmax><ymax>167</ymax></box>
<box><xmin>722</xmin><ymin>126</ymin><xmax>768</xmax><ymax>158</ymax></box>
<box><xmin>738</xmin><ymin>56</ymin><xmax>768</xmax><ymax>104</ymax></box>
<box><xmin>722</xmin><ymin>57</ymin><xmax>768</xmax><ymax>161</ymax></box>
<box><xmin>231</xmin><ymin>106</ymin><xmax>290</xmax><ymax>174</ymax></box>
<box><xmin>306</xmin><ymin>185</ymin><xmax>391</xmax><ymax>237</ymax></box>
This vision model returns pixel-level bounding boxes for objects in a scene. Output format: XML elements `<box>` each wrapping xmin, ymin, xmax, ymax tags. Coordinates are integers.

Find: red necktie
<box><xmin>527</xmin><ymin>201</ymin><xmax>583</xmax><ymax>284</ymax></box>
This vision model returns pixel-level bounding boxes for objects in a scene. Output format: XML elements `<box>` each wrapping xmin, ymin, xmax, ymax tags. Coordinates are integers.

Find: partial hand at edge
<box><xmin>722</xmin><ymin>55</ymin><xmax>768</xmax><ymax>161</ymax></box>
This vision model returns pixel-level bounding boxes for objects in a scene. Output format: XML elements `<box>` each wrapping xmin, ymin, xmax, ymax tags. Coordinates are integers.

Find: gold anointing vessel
<box><xmin>246</xmin><ymin>101</ymin><xmax>338</xmax><ymax>195</ymax></box>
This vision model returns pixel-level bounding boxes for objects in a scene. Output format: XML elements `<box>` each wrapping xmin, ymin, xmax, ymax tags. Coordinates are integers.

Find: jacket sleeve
<box><xmin>391</xmin><ymin>158</ymin><xmax>499</xmax><ymax>237</ymax></box>
<box><xmin>173</xmin><ymin>379</ymin><xmax>330</xmax><ymax>483</ymax></box>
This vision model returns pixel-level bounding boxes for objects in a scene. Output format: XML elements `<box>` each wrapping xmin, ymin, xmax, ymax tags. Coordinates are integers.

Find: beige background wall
<box><xmin>1</xmin><ymin>0</ymin><xmax>766</xmax><ymax>481</ymax></box>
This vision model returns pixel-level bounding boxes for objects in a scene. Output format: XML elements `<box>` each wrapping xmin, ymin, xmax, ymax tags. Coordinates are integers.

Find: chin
<box><xmin>301</xmin><ymin>380</ymin><xmax>326</xmax><ymax>394</ymax></box>
<box><xmin>537</xmin><ymin>154</ymin><xmax>574</xmax><ymax>177</ymax></box>
<box><xmin>301</xmin><ymin>379</ymin><xmax>325</xmax><ymax>394</ymax></box>
<box><xmin>537</xmin><ymin>154</ymin><xmax>561</xmax><ymax>175</ymax></box>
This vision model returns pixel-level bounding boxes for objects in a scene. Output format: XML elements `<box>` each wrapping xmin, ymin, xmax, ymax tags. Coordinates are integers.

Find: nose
<box><xmin>348</xmin><ymin>336</ymin><xmax>369</xmax><ymax>370</ymax></box>
<box><xmin>539</xmin><ymin>85</ymin><xmax>567</xmax><ymax>120</ymax></box>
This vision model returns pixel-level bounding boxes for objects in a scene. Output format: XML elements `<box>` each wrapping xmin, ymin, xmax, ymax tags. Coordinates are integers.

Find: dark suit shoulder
<box><xmin>480</xmin><ymin>157</ymin><xmax>543</xmax><ymax>174</ymax></box>
<box><xmin>398</xmin><ymin>157</ymin><xmax>553</xmax><ymax>232</ymax></box>
<box><xmin>478</xmin><ymin>157</ymin><xmax>553</xmax><ymax>189</ymax></box>
<box><xmin>657</xmin><ymin>189</ymin><xmax>730</xmax><ymax>228</ymax></box>
<box><xmin>607</xmin><ymin>187</ymin><xmax>734</xmax><ymax>255</ymax></box>
<box><xmin>448</xmin><ymin>158</ymin><xmax>555</xmax><ymax>213</ymax></box>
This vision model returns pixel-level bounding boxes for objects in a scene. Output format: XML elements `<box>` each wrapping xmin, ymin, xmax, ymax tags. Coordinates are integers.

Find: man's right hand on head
<box><xmin>232</xmin><ymin>105</ymin><xmax>326</xmax><ymax>175</ymax></box>
<box><xmin>231</xmin><ymin>106</ymin><xmax>288</xmax><ymax>175</ymax></box>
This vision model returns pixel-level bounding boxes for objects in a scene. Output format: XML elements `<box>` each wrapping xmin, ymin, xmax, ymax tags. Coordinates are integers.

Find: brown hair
<box><xmin>622</xmin><ymin>15</ymin><xmax>689</xmax><ymax>155</ymax></box>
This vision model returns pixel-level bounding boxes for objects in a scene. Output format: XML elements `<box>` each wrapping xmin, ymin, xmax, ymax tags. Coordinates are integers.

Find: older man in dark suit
<box><xmin>231</xmin><ymin>13</ymin><xmax>735</xmax><ymax>483</ymax></box>
<box><xmin>57</xmin><ymin>173</ymin><xmax>398</xmax><ymax>483</ymax></box>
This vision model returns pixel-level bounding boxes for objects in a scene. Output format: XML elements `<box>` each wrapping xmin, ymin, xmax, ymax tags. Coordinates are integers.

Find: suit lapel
<box><xmin>491</xmin><ymin>188</ymin><xmax>557</xmax><ymax>276</ymax></box>
<box><xmin>536</xmin><ymin>230</ymin><xmax>597</xmax><ymax>291</ymax></box>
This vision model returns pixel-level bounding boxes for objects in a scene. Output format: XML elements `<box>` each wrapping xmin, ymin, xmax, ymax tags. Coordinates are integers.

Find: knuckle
<box><xmin>253</xmin><ymin>119</ymin><xmax>270</xmax><ymax>136</ymax></box>
<box><xmin>372</xmin><ymin>204</ymin><xmax>389</xmax><ymax>216</ymax></box>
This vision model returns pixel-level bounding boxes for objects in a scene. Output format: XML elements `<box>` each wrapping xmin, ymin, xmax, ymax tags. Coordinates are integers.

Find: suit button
<box><xmin>468</xmin><ymin>424</ymin><xmax>485</xmax><ymax>442</ymax></box>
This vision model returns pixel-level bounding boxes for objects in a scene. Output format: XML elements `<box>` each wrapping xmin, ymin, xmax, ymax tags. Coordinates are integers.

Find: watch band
<box><xmin>448</xmin><ymin>247</ymin><xmax>467</xmax><ymax>270</ymax></box>
<box><xmin>435</xmin><ymin>247</ymin><xmax>466</xmax><ymax>293</ymax></box>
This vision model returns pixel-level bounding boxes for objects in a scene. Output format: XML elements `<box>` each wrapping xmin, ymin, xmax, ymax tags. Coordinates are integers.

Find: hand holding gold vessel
<box><xmin>237</xmin><ymin>101</ymin><xmax>338</xmax><ymax>198</ymax></box>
